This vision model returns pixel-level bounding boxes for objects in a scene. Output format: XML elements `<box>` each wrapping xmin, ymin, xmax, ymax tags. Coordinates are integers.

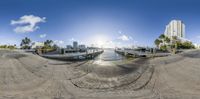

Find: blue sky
<box><xmin>0</xmin><ymin>0</ymin><xmax>200</xmax><ymax>48</ymax></box>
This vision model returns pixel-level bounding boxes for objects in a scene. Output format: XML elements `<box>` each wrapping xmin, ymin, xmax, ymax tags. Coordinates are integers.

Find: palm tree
<box><xmin>165</xmin><ymin>37</ymin><xmax>170</xmax><ymax>43</ymax></box>
<box><xmin>159</xmin><ymin>34</ymin><xmax>166</xmax><ymax>45</ymax></box>
<box><xmin>154</xmin><ymin>39</ymin><xmax>162</xmax><ymax>48</ymax></box>
<box><xmin>171</xmin><ymin>36</ymin><xmax>178</xmax><ymax>54</ymax></box>
<box><xmin>159</xmin><ymin>34</ymin><xmax>165</xmax><ymax>39</ymax></box>
<box><xmin>171</xmin><ymin>36</ymin><xmax>178</xmax><ymax>46</ymax></box>
<box><xmin>53</xmin><ymin>44</ymin><xmax>59</xmax><ymax>49</ymax></box>
<box><xmin>44</xmin><ymin>40</ymin><xmax>53</xmax><ymax>47</ymax></box>
<box><xmin>155</xmin><ymin>34</ymin><xmax>172</xmax><ymax>51</ymax></box>
<box><xmin>21</xmin><ymin>37</ymin><xmax>31</xmax><ymax>49</ymax></box>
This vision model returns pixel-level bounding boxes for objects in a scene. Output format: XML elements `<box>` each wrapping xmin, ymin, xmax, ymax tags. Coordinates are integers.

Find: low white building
<box><xmin>79</xmin><ymin>45</ymin><xmax>86</xmax><ymax>49</ymax></box>
<box><xmin>31</xmin><ymin>42</ymin><xmax>44</xmax><ymax>49</ymax></box>
<box><xmin>194</xmin><ymin>44</ymin><xmax>200</xmax><ymax>49</ymax></box>
<box><xmin>66</xmin><ymin>45</ymin><xmax>73</xmax><ymax>49</ymax></box>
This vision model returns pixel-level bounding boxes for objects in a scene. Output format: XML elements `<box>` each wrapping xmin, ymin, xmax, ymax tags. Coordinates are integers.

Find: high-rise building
<box><xmin>73</xmin><ymin>41</ymin><xmax>78</xmax><ymax>49</ymax></box>
<box><xmin>164</xmin><ymin>20</ymin><xmax>185</xmax><ymax>39</ymax></box>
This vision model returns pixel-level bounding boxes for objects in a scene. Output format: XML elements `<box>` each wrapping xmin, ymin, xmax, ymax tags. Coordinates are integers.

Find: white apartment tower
<box><xmin>164</xmin><ymin>20</ymin><xmax>185</xmax><ymax>39</ymax></box>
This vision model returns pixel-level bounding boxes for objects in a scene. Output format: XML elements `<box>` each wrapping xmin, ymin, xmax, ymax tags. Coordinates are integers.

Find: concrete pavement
<box><xmin>0</xmin><ymin>49</ymin><xmax>200</xmax><ymax>99</ymax></box>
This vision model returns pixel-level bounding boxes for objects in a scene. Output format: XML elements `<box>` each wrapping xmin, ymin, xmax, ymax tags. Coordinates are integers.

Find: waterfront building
<box><xmin>164</xmin><ymin>20</ymin><xmax>185</xmax><ymax>39</ymax></box>
<box><xmin>31</xmin><ymin>42</ymin><xmax>44</xmax><ymax>49</ymax></box>
<box><xmin>79</xmin><ymin>45</ymin><xmax>86</xmax><ymax>49</ymax></box>
<box><xmin>66</xmin><ymin>45</ymin><xmax>73</xmax><ymax>49</ymax></box>
<box><xmin>64</xmin><ymin>42</ymin><xmax>87</xmax><ymax>53</ymax></box>
<box><xmin>73</xmin><ymin>41</ymin><xmax>78</xmax><ymax>49</ymax></box>
<box><xmin>79</xmin><ymin>44</ymin><xmax>86</xmax><ymax>52</ymax></box>
<box><xmin>194</xmin><ymin>44</ymin><xmax>200</xmax><ymax>49</ymax></box>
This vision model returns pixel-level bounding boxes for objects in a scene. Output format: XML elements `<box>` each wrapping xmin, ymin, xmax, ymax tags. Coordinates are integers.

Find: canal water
<box><xmin>93</xmin><ymin>49</ymin><xmax>126</xmax><ymax>66</ymax></box>
<box><xmin>96</xmin><ymin>49</ymin><xmax>124</xmax><ymax>61</ymax></box>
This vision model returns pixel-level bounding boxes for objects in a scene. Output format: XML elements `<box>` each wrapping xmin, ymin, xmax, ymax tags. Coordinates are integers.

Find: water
<box><xmin>95</xmin><ymin>49</ymin><xmax>124</xmax><ymax>61</ymax></box>
<box><xmin>93</xmin><ymin>49</ymin><xmax>125</xmax><ymax>66</ymax></box>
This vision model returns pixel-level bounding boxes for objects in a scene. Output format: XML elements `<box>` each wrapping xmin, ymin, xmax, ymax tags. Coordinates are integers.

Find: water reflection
<box><xmin>96</xmin><ymin>49</ymin><xmax>124</xmax><ymax>61</ymax></box>
<box><xmin>93</xmin><ymin>49</ymin><xmax>125</xmax><ymax>66</ymax></box>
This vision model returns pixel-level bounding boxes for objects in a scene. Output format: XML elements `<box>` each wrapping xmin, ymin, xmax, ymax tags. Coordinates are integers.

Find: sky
<box><xmin>0</xmin><ymin>0</ymin><xmax>200</xmax><ymax>48</ymax></box>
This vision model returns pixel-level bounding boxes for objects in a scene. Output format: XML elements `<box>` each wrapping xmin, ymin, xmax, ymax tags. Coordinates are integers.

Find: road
<box><xmin>0</xmin><ymin>49</ymin><xmax>200</xmax><ymax>99</ymax></box>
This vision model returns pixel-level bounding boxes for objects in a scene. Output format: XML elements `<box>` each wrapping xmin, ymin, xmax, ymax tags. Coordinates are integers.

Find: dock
<box><xmin>115</xmin><ymin>49</ymin><xmax>171</xmax><ymax>58</ymax></box>
<box><xmin>41</xmin><ymin>49</ymin><xmax>104</xmax><ymax>60</ymax></box>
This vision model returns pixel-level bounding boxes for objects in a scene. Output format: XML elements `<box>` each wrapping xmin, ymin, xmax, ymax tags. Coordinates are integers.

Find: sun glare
<box><xmin>91</xmin><ymin>34</ymin><xmax>111</xmax><ymax>48</ymax></box>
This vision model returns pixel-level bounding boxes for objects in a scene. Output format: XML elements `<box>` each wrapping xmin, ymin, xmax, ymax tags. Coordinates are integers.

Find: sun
<box><xmin>97</xmin><ymin>40</ymin><xmax>104</xmax><ymax>46</ymax></box>
<box><xmin>91</xmin><ymin>34</ymin><xmax>110</xmax><ymax>48</ymax></box>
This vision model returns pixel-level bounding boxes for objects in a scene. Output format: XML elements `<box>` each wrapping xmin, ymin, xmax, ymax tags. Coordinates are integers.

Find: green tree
<box><xmin>154</xmin><ymin>39</ymin><xmax>162</xmax><ymax>47</ymax></box>
<box><xmin>155</xmin><ymin>34</ymin><xmax>167</xmax><ymax>48</ymax></box>
<box><xmin>171</xmin><ymin>36</ymin><xmax>180</xmax><ymax>54</ymax></box>
<box><xmin>7</xmin><ymin>45</ymin><xmax>16</xmax><ymax>49</ymax></box>
<box><xmin>160</xmin><ymin>45</ymin><xmax>167</xmax><ymax>51</ymax></box>
<box><xmin>52</xmin><ymin>44</ymin><xmax>59</xmax><ymax>49</ymax></box>
<box><xmin>176</xmin><ymin>41</ymin><xmax>182</xmax><ymax>49</ymax></box>
<box><xmin>165</xmin><ymin>37</ymin><xmax>170</xmax><ymax>43</ymax></box>
<box><xmin>159</xmin><ymin>34</ymin><xmax>165</xmax><ymax>39</ymax></box>
<box><xmin>44</xmin><ymin>40</ymin><xmax>53</xmax><ymax>47</ymax></box>
<box><xmin>182</xmin><ymin>41</ymin><xmax>195</xmax><ymax>49</ymax></box>
<box><xmin>21</xmin><ymin>37</ymin><xmax>31</xmax><ymax>49</ymax></box>
<box><xmin>42</xmin><ymin>40</ymin><xmax>54</xmax><ymax>53</ymax></box>
<box><xmin>0</xmin><ymin>45</ymin><xmax>7</xmax><ymax>48</ymax></box>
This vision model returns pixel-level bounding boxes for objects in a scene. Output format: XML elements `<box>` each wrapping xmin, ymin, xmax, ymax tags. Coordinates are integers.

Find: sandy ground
<box><xmin>0</xmin><ymin>49</ymin><xmax>200</xmax><ymax>99</ymax></box>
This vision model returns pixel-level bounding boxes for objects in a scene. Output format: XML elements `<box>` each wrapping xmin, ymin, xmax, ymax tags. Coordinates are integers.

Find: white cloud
<box><xmin>69</xmin><ymin>38</ymin><xmax>75</xmax><ymax>42</ymax></box>
<box><xmin>11</xmin><ymin>15</ymin><xmax>46</xmax><ymax>33</ymax></box>
<box><xmin>197</xmin><ymin>36</ymin><xmax>200</xmax><ymax>39</ymax></box>
<box><xmin>117</xmin><ymin>31</ymin><xmax>133</xmax><ymax>41</ymax></box>
<box><xmin>115</xmin><ymin>31</ymin><xmax>139</xmax><ymax>48</ymax></box>
<box><xmin>69</xmin><ymin>38</ymin><xmax>80</xmax><ymax>43</ymax></box>
<box><xmin>39</xmin><ymin>34</ymin><xmax>47</xmax><ymax>38</ymax></box>
<box><xmin>118</xmin><ymin>34</ymin><xmax>130</xmax><ymax>41</ymax></box>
